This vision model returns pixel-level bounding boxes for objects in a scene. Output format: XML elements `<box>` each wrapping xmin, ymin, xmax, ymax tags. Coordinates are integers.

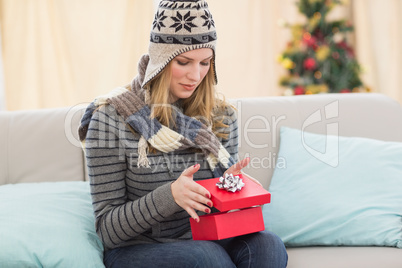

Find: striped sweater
<box><xmin>85</xmin><ymin>103</ymin><xmax>238</xmax><ymax>250</ymax></box>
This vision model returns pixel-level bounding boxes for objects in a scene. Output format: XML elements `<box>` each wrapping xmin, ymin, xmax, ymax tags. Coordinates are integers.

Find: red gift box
<box><xmin>196</xmin><ymin>175</ymin><xmax>271</xmax><ymax>212</ymax></box>
<box><xmin>190</xmin><ymin>206</ymin><xmax>265</xmax><ymax>240</ymax></box>
<box><xmin>190</xmin><ymin>174</ymin><xmax>271</xmax><ymax>240</ymax></box>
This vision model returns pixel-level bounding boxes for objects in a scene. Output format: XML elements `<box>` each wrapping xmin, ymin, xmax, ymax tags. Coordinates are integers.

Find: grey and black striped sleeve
<box><xmin>84</xmin><ymin>105</ymin><xmax>181</xmax><ymax>249</ymax></box>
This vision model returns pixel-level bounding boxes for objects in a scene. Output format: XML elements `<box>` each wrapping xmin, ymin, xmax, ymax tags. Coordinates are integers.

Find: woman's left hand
<box><xmin>224</xmin><ymin>157</ymin><xmax>263</xmax><ymax>187</ymax></box>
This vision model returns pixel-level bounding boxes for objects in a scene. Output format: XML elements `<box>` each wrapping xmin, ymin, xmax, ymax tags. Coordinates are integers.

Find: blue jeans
<box><xmin>103</xmin><ymin>231</ymin><xmax>288</xmax><ymax>268</ymax></box>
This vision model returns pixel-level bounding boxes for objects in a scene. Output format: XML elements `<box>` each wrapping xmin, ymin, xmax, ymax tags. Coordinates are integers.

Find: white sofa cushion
<box><xmin>0</xmin><ymin>106</ymin><xmax>85</xmax><ymax>184</ymax></box>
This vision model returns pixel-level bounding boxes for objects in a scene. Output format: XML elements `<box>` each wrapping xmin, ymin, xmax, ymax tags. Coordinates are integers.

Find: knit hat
<box><xmin>142</xmin><ymin>0</ymin><xmax>218</xmax><ymax>88</ymax></box>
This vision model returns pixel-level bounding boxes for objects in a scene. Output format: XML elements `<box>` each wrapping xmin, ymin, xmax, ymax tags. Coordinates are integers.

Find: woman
<box><xmin>79</xmin><ymin>0</ymin><xmax>287</xmax><ymax>267</ymax></box>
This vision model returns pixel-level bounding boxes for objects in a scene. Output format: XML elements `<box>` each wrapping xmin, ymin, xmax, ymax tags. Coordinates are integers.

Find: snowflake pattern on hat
<box><xmin>170</xmin><ymin>11</ymin><xmax>197</xmax><ymax>32</ymax></box>
<box><xmin>201</xmin><ymin>10</ymin><xmax>214</xmax><ymax>30</ymax></box>
<box><xmin>153</xmin><ymin>10</ymin><xmax>168</xmax><ymax>31</ymax></box>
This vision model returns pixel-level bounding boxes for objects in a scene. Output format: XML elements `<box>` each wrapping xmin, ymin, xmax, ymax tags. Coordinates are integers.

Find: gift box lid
<box><xmin>196</xmin><ymin>174</ymin><xmax>271</xmax><ymax>212</ymax></box>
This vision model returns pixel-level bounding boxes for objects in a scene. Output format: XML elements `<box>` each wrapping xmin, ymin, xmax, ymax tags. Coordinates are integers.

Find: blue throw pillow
<box><xmin>263</xmin><ymin>127</ymin><xmax>402</xmax><ymax>248</ymax></box>
<box><xmin>0</xmin><ymin>181</ymin><xmax>105</xmax><ymax>267</ymax></box>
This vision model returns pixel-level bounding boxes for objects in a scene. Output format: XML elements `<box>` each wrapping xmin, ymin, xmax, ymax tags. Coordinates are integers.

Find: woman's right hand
<box><xmin>171</xmin><ymin>164</ymin><xmax>212</xmax><ymax>223</ymax></box>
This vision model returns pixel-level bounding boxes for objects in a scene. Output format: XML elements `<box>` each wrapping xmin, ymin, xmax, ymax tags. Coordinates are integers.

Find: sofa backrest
<box><xmin>1</xmin><ymin>93</ymin><xmax>401</xmax><ymax>188</ymax></box>
<box><xmin>0</xmin><ymin>106</ymin><xmax>85</xmax><ymax>185</ymax></box>
<box><xmin>232</xmin><ymin>93</ymin><xmax>402</xmax><ymax>189</ymax></box>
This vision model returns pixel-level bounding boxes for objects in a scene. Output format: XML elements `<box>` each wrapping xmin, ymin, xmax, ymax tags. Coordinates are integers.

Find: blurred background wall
<box><xmin>0</xmin><ymin>0</ymin><xmax>400</xmax><ymax>110</ymax></box>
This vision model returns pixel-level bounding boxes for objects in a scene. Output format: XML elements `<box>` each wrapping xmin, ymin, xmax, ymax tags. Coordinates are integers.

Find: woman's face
<box><xmin>169</xmin><ymin>48</ymin><xmax>213</xmax><ymax>103</ymax></box>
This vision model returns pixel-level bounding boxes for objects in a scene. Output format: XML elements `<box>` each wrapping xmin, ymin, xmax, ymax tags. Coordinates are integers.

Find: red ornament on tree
<box><xmin>303</xmin><ymin>58</ymin><xmax>316</xmax><ymax>70</ymax></box>
<box><xmin>294</xmin><ymin>86</ymin><xmax>305</xmax><ymax>95</ymax></box>
<box><xmin>303</xmin><ymin>33</ymin><xmax>318</xmax><ymax>49</ymax></box>
<box><xmin>340</xmin><ymin>88</ymin><xmax>351</xmax><ymax>93</ymax></box>
<box><xmin>332</xmin><ymin>51</ymin><xmax>340</xmax><ymax>60</ymax></box>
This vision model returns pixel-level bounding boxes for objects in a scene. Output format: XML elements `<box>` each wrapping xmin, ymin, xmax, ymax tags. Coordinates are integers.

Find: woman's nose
<box><xmin>187</xmin><ymin>64</ymin><xmax>201</xmax><ymax>82</ymax></box>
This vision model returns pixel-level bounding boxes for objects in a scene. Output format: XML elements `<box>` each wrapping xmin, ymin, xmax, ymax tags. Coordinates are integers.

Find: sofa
<box><xmin>1</xmin><ymin>93</ymin><xmax>401</xmax><ymax>267</ymax></box>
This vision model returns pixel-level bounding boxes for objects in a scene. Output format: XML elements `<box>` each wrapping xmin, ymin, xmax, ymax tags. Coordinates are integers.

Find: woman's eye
<box><xmin>201</xmin><ymin>61</ymin><xmax>210</xmax><ymax>66</ymax></box>
<box><xmin>177</xmin><ymin>60</ymin><xmax>188</xmax><ymax>66</ymax></box>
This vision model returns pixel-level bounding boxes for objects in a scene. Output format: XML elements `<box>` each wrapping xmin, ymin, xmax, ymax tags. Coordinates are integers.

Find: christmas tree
<box><xmin>278</xmin><ymin>0</ymin><xmax>369</xmax><ymax>95</ymax></box>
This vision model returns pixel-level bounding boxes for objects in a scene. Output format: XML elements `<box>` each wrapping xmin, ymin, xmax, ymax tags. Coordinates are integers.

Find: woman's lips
<box><xmin>181</xmin><ymin>84</ymin><xmax>197</xmax><ymax>91</ymax></box>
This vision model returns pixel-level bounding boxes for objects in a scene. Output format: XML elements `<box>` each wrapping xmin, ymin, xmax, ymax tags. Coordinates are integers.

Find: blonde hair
<box><xmin>145</xmin><ymin>59</ymin><xmax>230</xmax><ymax>139</ymax></box>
